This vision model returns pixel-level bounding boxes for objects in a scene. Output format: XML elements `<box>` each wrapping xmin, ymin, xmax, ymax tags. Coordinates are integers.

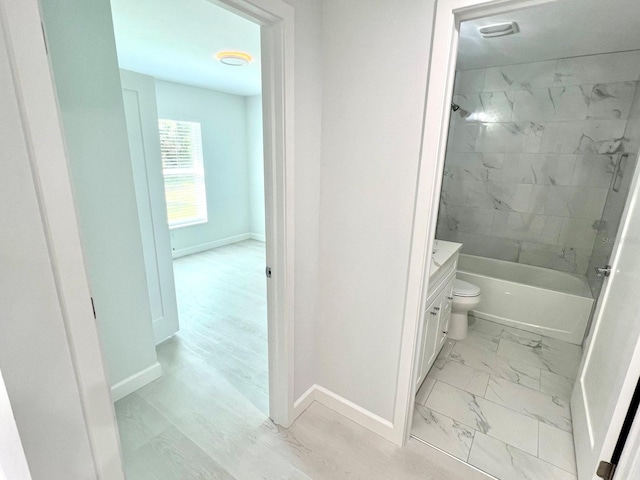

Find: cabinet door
<box><xmin>420</xmin><ymin>298</ymin><xmax>442</xmax><ymax>382</ymax></box>
<box><xmin>437</xmin><ymin>278</ymin><xmax>455</xmax><ymax>351</ymax></box>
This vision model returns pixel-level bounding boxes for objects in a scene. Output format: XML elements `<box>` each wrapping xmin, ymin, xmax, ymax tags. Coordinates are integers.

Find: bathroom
<box><xmin>410</xmin><ymin>1</ymin><xmax>640</xmax><ymax>479</ymax></box>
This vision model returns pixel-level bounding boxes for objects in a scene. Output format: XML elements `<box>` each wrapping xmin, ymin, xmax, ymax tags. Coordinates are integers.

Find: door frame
<box><xmin>1</xmin><ymin>0</ymin><xmax>295</xmax><ymax>478</ymax></box>
<box><xmin>395</xmin><ymin>0</ymin><xmax>640</xmax><ymax>472</ymax></box>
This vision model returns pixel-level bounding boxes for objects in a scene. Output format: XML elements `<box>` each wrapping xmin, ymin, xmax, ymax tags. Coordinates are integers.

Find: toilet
<box><xmin>448</xmin><ymin>279</ymin><xmax>481</xmax><ymax>340</ymax></box>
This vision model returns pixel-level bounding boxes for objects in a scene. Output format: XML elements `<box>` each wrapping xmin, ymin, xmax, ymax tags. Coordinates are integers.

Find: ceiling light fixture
<box><xmin>216</xmin><ymin>51</ymin><xmax>253</xmax><ymax>66</ymax></box>
<box><xmin>478</xmin><ymin>22</ymin><xmax>520</xmax><ymax>38</ymax></box>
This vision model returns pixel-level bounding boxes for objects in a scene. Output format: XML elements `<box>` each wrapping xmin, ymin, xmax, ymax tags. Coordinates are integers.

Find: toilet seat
<box><xmin>453</xmin><ymin>279</ymin><xmax>480</xmax><ymax>297</ymax></box>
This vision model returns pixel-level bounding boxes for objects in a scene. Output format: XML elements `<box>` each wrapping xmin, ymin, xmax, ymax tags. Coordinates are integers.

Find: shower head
<box><xmin>451</xmin><ymin>103</ymin><xmax>460</xmax><ymax>112</ymax></box>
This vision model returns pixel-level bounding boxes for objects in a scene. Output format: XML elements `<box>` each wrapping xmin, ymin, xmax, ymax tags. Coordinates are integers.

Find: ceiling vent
<box><xmin>478</xmin><ymin>22</ymin><xmax>520</xmax><ymax>38</ymax></box>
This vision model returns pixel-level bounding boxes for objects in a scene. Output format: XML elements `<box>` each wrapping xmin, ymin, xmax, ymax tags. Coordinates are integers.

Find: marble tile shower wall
<box><xmin>437</xmin><ymin>50</ymin><xmax>640</xmax><ymax>274</ymax></box>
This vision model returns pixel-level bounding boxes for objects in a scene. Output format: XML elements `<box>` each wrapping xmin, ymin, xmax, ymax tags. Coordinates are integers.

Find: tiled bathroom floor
<box><xmin>412</xmin><ymin>316</ymin><xmax>583</xmax><ymax>480</ymax></box>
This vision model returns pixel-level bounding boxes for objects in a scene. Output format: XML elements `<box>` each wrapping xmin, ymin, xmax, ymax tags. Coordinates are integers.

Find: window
<box><xmin>158</xmin><ymin>119</ymin><xmax>208</xmax><ymax>228</ymax></box>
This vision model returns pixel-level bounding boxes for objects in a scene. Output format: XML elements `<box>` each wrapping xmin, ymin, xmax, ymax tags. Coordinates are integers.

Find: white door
<box><xmin>120</xmin><ymin>69</ymin><xmax>179</xmax><ymax>344</ymax></box>
<box><xmin>572</xmin><ymin>151</ymin><xmax>640</xmax><ymax>480</ymax></box>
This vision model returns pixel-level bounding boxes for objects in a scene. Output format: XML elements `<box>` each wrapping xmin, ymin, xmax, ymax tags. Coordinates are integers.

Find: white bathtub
<box><xmin>457</xmin><ymin>254</ymin><xmax>593</xmax><ymax>345</ymax></box>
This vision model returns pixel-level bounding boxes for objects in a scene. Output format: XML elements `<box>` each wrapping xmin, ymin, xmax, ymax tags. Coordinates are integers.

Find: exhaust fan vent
<box><xmin>479</xmin><ymin>22</ymin><xmax>519</xmax><ymax>38</ymax></box>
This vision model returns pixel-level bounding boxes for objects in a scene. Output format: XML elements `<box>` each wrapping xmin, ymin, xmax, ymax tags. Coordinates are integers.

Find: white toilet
<box><xmin>448</xmin><ymin>279</ymin><xmax>481</xmax><ymax>340</ymax></box>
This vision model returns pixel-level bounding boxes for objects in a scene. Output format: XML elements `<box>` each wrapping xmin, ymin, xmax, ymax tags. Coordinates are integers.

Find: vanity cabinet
<box><xmin>415</xmin><ymin>241</ymin><xmax>460</xmax><ymax>389</ymax></box>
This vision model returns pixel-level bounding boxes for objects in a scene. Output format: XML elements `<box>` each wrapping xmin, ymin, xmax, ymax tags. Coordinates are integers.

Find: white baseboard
<box><xmin>249</xmin><ymin>233</ymin><xmax>266</xmax><ymax>242</ymax></box>
<box><xmin>292</xmin><ymin>384</ymin><xmax>396</xmax><ymax>443</ymax></box>
<box><xmin>111</xmin><ymin>362</ymin><xmax>162</xmax><ymax>402</ymax></box>
<box><xmin>172</xmin><ymin>233</ymin><xmax>252</xmax><ymax>258</ymax></box>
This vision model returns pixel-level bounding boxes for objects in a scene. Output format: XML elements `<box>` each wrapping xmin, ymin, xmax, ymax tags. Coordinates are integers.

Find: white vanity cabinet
<box><xmin>415</xmin><ymin>241</ymin><xmax>461</xmax><ymax>389</ymax></box>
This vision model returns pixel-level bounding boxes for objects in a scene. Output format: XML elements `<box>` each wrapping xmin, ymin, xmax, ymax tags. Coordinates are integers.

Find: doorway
<box><xmin>400</xmin><ymin>0</ymin><xmax>640</xmax><ymax>479</ymax></box>
<box><xmin>35</xmin><ymin>0</ymin><xmax>295</xmax><ymax>476</ymax></box>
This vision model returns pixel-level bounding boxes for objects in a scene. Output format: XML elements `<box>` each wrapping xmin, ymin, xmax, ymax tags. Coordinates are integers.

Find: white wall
<box><xmin>285</xmin><ymin>0</ymin><xmax>324</xmax><ymax>400</ymax></box>
<box><xmin>39</xmin><ymin>0</ymin><xmax>159</xmax><ymax>388</ymax></box>
<box><xmin>155</xmin><ymin>80</ymin><xmax>253</xmax><ymax>253</ymax></box>
<box><xmin>317</xmin><ymin>0</ymin><xmax>436</xmax><ymax>421</ymax></box>
<box><xmin>0</xmin><ymin>20</ymin><xmax>96</xmax><ymax>478</ymax></box>
<box><xmin>246</xmin><ymin>95</ymin><xmax>266</xmax><ymax>238</ymax></box>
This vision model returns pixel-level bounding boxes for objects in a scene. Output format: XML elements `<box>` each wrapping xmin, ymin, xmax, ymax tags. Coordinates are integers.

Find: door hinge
<box><xmin>90</xmin><ymin>297</ymin><xmax>96</xmax><ymax>319</ymax></box>
<box><xmin>265</xmin><ymin>266</ymin><xmax>272</xmax><ymax>278</ymax></box>
<box><xmin>596</xmin><ymin>460</ymin><xmax>616</xmax><ymax>480</ymax></box>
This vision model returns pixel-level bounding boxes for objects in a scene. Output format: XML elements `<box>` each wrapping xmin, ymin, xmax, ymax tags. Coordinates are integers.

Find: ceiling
<box><xmin>457</xmin><ymin>0</ymin><xmax>640</xmax><ymax>70</ymax></box>
<box><xmin>110</xmin><ymin>0</ymin><xmax>261</xmax><ymax>96</ymax></box>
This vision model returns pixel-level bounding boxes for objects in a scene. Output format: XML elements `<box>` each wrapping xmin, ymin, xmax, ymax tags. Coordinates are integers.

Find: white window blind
<box><xmin>158</xmin><ymin>119</ymin><xmax>208</xmax><ymax>228</ymax></box>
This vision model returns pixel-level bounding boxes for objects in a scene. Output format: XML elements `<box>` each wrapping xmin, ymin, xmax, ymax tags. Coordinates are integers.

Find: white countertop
<box><xmin>430</xmin><ymin>240</ymin><xmax>462</xmax><ymax>280</ymax></box>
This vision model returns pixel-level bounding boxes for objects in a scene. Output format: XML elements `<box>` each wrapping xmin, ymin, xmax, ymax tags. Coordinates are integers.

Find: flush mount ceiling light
<box><xmin>478</xmin><ymin>22</ymin><xmax>520</xmax><ymax>38</ymax></box>
<box><xmin>216</xmin><ymin>51</ymin><xmax>253</xmax><ymax>66</ymax></box>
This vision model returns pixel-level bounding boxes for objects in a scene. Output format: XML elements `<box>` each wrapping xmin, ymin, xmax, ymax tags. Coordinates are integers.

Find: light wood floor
<box><xmin>115</xmin><ymin>240</ymin><xmax>483</xmax><ymax>480</ymax></box>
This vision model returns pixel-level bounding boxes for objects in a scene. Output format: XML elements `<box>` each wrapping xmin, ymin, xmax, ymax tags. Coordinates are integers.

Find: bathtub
<box><xmin>457</xmin><ymin>254</ymin><xmax>593</xmax><ymax>345</ymax></box>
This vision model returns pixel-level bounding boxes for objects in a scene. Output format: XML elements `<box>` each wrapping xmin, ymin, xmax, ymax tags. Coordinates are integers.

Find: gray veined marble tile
<box><xmin>540</xmin><ymin>336</ymin><xmax>583</xmax><ymax>362</ymax></box>
<box><xmin>467</xmin><ymin>181</ymin><xmax>532</xmax><ymax>212</ymax></box>
<box><xmin>501</xmin><ymin>153</ymin><xmax>576</xmax><ymax>186</ymax></box>
<box><xmin>444</xmin><ymin>152</ymin><xmax>504</xmax><ymax>182</ymax></box>
<box><xmin>454</xmin><ymin>68</ymin><xmax>486</xmax><ymax>95</ymax></box>
<box><xmin>577</xmin><ymin>120</ymin><xmax>629</xmax><ymax>154</ymax></box>
<box><xmin>449</xmin><ymin>341</ymin><xmax>541</xmax><ymax>390</ymax></box>
<box><xmin>554</xmin><ymin>51</ymin><xmax>640</xmax><ymax>87</ymax></box>
<box><xmin>528</xmin><ymin>185</ymin><xmax>608</xmax><ymax>219</ymax></box>
<box><xmin>483</xmin><ymin>60</ymin><xmax>557</xmax><ymax>92</ymax></box>
<box><xmin>441</xmin><ymin>179</ymin><xmax>469</xmax><ymax>207</ymax></box>
<box><xmin>475</xmin><ymin>122</ymin><xmax>544</xmax><ymax>153</ymax></box>
<box><xmin>540</xmin><ymin>120</ymin><xmax>627</xmax><ymax>154</ymax></box>
<box><xmin>468</xmin><ymin>432</ymin><xmax>576</xmax><ymax>480</ymax></box>
<box><xmin>558</xmin><ymin>217</ymin><xmax>598</xmax><ymax>251</ymax></box>
<box><xmin>511</xmin><ymin>86</ymin><xmax>590</xmax><ymax>122</ymax></box>
<box><xmin>411</xmin><ymin>405</ymin><xmax>475</xmax><ymax>461</ymax></box>
<box><xmin>469</xmin><ymin>317</ymin><xmax>542</xmax><ymax>346</ymax></box>
<box><xmin>539</xmin><ymin>423</ymin><xmax>578</xmax><ymax>475</ymax></box>
<box><xmin>428</xmin><ymin>357</ymin><xmax>491</xmax><ymax>396</ymax></box>
<box><xmin>449</xmin><ymin>231</ymin><xmax>521</xmax><ymax>262</ymax></box>
<box><xmin>497</xmin><ymin>339</ymin><xmax>581</xmax><ymax>380</ymax></box>
<box><xmin>479</xmin><ymin>91</ymin><xmax>515</xmax><ymax>122</ymax></box>
<box><xmin>447</xmin><ymin>123</ymin><xmax>478</xmax><ymax>152</ymax></box>
<box><xmin>571</xmin><ymin>154</ymin><xmax>617</xmax><ymax>187</ymax></box>
<box><xmin>540</xmin><ymin>370</ymin><xmax>575</xmax><ymax>403</ymax></box>
<box><xmin>455</xmin><ymin>330</ymin><xmax>500</xmax><ymax>354</ymax></box>
<box><xmin>425</xmin><ymin>381</ymin><xmax>539</xmax><ymax>455</ymax></box>
<box><xmin>518</xmin><ymin>243</ymin><xmax>591</xmax><ymax>275</ymax></box>
<box><xmin>438</xmin><ymin>205</ymin><xmax>495</xmax><ymax>236</ymax></box>
<box><xmin>588</xmin><ymin>82</ymin><xmax>638</xmax><ymax>120</ymax></box>
<box><xmin>492</xmin><ymin>211</ymin><xmax>563</xmax><ymax>244</ymax></box>
<box><xmin>485</xmin><ymin>376</ymin><xmax>572</xmax><ymax>433</ymax></box>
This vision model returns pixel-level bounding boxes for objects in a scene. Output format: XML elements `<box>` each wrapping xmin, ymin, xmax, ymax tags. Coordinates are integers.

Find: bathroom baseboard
<box><xmin>293</xmin><ymin>384</ymin><xmax>395</xmax><ymax>442</ymax></box>
<box><xmin>110</xmin><ymin>362</ymin><xmax>162</xmax><ymax>402</ymax></box>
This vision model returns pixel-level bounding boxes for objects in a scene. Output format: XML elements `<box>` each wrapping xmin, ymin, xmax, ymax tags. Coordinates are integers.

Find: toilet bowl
<box><xmin>448</xmin><ymin>279</ymin><xmax>481</xmax><ymax>340</ymax></box>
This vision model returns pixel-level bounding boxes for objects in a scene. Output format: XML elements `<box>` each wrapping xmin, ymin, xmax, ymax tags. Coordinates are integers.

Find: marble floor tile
<box><xmin>416</xmin><ymin>377</ymin><xmax>437</xmax><ymax>405</ymax></box>
<box><xmin>450</xmin><ymin>341</ymin><xmax>541</xmax><ymax>390</ymax></box>
<box><xmin>539</xmin><ymin>423</ymin><xmax>577</xmax><ymax>474</ymax></box>
<box><xmin>540</xmin><ymin>336</ymin><xmax>583</xmax><ymax>362</ymax></box>
<box><xmin>485</xmin><ymin>376</ymin><xmax>572</xmax><ymax>433</ymax></box>
<box><xmin>497</xmin><ymin>339</ymin><xmax>580</xmax><ymax>380</ymax></box>
<box><xmin>469</xmin><ymin>317</ymin><xmax>542</xmax><ymax>346</ymax></box>
<box><xmin>428</xmin><ymin>358</ymin><xmax>491</xmax><ymax>396</ymax></box>
<box><xmin>540</xmin><ymin>371</ymin><xmax>575</xmax><ymax>403</ymax></box>
<box><xmin>468</xmin><ymin>432</ymin><xmax>576</xmax><ymax>480</ymax></box>
<box><xmin>425</xmin><ymin>381</ymin><xmax>539</xmax><ymax>455</ymax></box>
<box><xmin>412</xmin><ymin>405</ymin><xmax>475</xmax><ymax>461</ymax></box>
<box><xmin>456</xmin><ymin>330</ymin><xmax>500</xmax><ymax>353</ymax></box>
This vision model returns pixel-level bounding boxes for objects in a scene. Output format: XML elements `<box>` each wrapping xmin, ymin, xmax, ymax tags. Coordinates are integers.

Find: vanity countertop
<box><xmin>429</xmin><ymin>240</ymin><xmax>462</xmax><ymax>281</ymax></box>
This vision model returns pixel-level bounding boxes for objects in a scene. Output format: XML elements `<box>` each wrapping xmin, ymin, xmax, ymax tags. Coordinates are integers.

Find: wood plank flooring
<box><xmin>115</xmin><ymin>240</ymin><xmax>482</xmax><ymax>479</ymax></box>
